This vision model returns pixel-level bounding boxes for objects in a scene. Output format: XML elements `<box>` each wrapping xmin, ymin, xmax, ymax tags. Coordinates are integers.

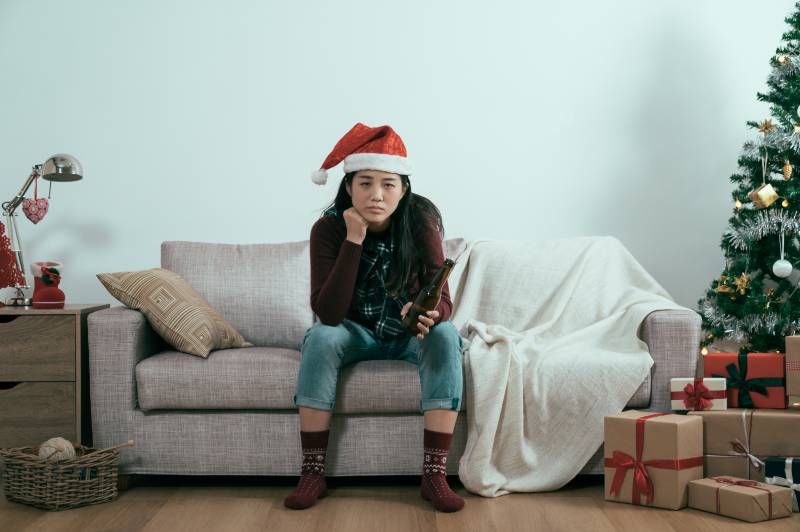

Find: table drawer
<box><xmin>0</xmin><ymin>382</ymin><xmax>76</xmax><ymax>448</ymax></box>
<box><xmin>0</xmin><ymin>315</ymin><xmax>75</xmax><ymax>380</ymax></box>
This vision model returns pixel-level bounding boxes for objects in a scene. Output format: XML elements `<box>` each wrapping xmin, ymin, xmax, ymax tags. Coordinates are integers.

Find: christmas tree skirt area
<box><xmin>1</xmin><ymin>473</ymin><xmax>798</xmax><ymax>530</ymax></box>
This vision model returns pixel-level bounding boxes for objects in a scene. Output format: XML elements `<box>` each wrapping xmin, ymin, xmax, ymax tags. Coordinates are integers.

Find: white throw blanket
<box><xmin>447</xmin><ymin>237</ymin><xmax>689</xmax><ymax>497</ymax></box>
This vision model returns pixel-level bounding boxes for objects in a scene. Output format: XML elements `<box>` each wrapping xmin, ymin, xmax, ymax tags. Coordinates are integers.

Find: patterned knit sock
<box><xmin>283</xmin><ymin>430</ymin><xmax>329</xmax><ymax>510</ymax></box>
<box><xmin>421</xmin><ymin>429</ymin><xmax>464</xmax><ymax>513</ymax></box>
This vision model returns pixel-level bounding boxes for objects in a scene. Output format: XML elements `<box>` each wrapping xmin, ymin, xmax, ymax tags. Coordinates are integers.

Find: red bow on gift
<box><xmin>608</xmin><ymin>450</ymin><xmax>656</xmax><ymax>504</ymax></box>
<box><xmin>41</xmin><ymin>266</ymin><xmax>61</xmax><ymax>284</ymax></box>
<box><xmin>605</xmin><ymin>413</ymin><xmax>703</xmax><ymax>506</ymax></box>
<box><xmin>683</xmin><ymin>381</ymin><xmax>714</xmax><ymax>411</ymax></box>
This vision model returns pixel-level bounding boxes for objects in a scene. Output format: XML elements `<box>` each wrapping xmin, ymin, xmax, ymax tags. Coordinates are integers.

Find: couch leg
<box><xmin>117</xmin><ymin>474</ymin><xmax>134</xmax><ymax>491</ymax></box>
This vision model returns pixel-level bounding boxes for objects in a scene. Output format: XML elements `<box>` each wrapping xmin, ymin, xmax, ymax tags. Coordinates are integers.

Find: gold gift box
<box><xmin>748</xmin><ymin>184</ymin><xmax>778</xmax><ymax>208</ymax></box>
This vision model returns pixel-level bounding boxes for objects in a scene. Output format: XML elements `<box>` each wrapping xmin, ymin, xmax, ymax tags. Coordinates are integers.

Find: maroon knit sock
<box><xmin>421</xmin><ymin>429</ymin><xmax>464</xmax><ymax>512</ymax></box>
<box><xmin>283</xmin><ymin>430</ymin><xmax>329</xmax><ymax>510</ymax></box>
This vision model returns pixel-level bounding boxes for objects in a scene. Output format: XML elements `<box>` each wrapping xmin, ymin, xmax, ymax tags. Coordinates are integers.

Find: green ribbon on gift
<box><xmin>711</xmin><ymin>353</ymin><xmax>785</xmax><ymax>408</ymax></box>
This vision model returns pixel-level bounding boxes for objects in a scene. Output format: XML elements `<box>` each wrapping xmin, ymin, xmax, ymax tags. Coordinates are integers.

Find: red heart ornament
<box><xmin>22</xmin><ymin>197</ymin><xmax>49</xmax><ymax>224</ymax></box>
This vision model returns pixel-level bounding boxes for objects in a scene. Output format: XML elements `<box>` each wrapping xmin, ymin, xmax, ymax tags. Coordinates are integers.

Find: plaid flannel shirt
<box><xmin>324</xmin><ymin>207</ymin><xmax>409</xmax><ymax>339</ymax></box>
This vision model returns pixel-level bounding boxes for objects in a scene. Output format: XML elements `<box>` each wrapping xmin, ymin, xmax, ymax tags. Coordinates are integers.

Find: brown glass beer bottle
<box><xmin>401</xmin><ymin>258</ymin><xmax>456</xmax><ymax>336</ymax></box>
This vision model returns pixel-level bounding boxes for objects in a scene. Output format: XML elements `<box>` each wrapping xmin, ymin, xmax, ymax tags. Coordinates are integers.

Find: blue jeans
<box><xmin>294</xmin><ymin>318</ymin><xmax>464</xmax><ymax>413</ymax></box>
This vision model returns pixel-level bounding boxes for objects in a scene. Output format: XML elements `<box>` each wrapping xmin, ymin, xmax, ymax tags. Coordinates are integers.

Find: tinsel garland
<box><xmin>768</xmin><ymin>50</ymin><xmax>800</xmax><ymax>88</ymax></box>
<box><xmin>700</xmin><ymin>298</ymin><xmax>796</xmax><ymax>341</ymax></box>
<box><xmin>724</xmin><ymin>209</ymin><xmax>800</xmax><ymax>250</ymax></box>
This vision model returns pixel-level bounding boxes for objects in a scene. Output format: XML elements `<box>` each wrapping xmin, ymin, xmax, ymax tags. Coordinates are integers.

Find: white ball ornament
<box><xmin>773</xmin><ymin>259</ymin><xmax>793</xmax><ymax>278</ymax></box>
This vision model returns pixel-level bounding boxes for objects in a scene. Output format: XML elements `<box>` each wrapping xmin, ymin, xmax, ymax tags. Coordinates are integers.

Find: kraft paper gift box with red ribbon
<box><xmin>786</xmin><ymin>336</ymin><xmax>800</xmax><ymax>396</ymax></box>
<box><xmin>765</xmin><ymin>457</ymin><xmax>800</xmax><ymax>512</ymax></box>
<box><xmin>670</xmin><ymin>378</ymin><xmax>726</xmax><ymax>411</ymax></box>
<box><xmin>688</xmin><ymin>476</ymin><xmax>793</xmax><ymax>522</ymax></box>
<box><xmin>704</xmin><ymin>352</ymin><xmax>787</xmax><ymax>409</ymax></box>
<box><xmin>604</xmin><ymin>411</ymin><xmax>703</xmax><ymax>510</ymax></box>
<box><xmin>687</xmin><ymin>407</ymin><xmax>800</xmax><ymax>483</ymax></box>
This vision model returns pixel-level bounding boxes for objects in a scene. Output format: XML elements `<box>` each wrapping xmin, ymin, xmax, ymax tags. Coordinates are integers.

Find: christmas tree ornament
<box><xmin>749</xmin><ymin>183</ymin><xmax>778</xmax><ymax>208</ymax></box>
<box><xmin>759</xmin><ymin>119</ymin><xmax>776</xmax><ymax>136</ymax></box>
<box><xmin>749</xmin><ymin>152</ymin><xmax>779</xmax><ymax>208</ymax></box>
<box><xmin>784</xmin><ymin>160</ymin><xmax>793</xmax><ymax>180</ymax></box>
<box><xmin>733</xmin><ymin>272</ymin><xmax>750</xmax><ymax>293</ymax></box>
<box><xmin>715</xmin><ymin>275</ymin><xmax>734</xmax><ymax>293</ymax></box>
<box><xmin>773</xmin><ymin>232</ymin><xmax>793</xmax><ymax>278</ymax></box>
<box><xmin>20</xmin><ymin>174</ymin><xmax>48</xmax><ymax>225</ymax></box>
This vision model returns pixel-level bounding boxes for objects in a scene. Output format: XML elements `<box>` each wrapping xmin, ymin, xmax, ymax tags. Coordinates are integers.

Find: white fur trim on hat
<box><xmin>311</xmin><ymin>169</ymin><xmax>328</xmax><ymax>185</ymax></box>
<box><xmin>343</xmin><ymin>153</ymin><xmax>413</xmax><ymax>176</ymax></box>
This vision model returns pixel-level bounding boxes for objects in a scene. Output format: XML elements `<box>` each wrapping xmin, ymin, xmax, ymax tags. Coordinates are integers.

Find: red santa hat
<box><xmin>311</xmin><ymin>123</ymin><xmax>413</xmax><ymax>185</ymax></box>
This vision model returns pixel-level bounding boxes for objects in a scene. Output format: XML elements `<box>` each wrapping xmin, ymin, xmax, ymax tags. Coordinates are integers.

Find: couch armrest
<box><xmin>88</xmin><ymin>306</ymin><xmax>165</xmax><ymax>412</ymax></box>
<box><xmin>638</xmin><ymin>309</ymin><xmax>701</xmax><ymax>414</ymax></box>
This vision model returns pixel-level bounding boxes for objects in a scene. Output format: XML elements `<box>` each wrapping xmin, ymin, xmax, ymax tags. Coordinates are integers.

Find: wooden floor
<box><xmin>1</xmin><ymin>474</ymin><xmax>798</xmax><ymax>531</ymax></box>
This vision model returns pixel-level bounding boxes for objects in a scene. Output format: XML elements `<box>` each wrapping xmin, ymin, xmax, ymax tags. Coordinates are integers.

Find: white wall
<box><xmin>0</xmin><ymin>0</ymin><xmax>795</xmax><ymax>311</ymax></box>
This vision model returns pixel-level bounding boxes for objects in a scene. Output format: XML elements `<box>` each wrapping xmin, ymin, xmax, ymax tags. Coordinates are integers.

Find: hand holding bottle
<box><xmin>400</xmin><ymin>303</ymin><xmax>439</xmax><ymax>340</ymax></box>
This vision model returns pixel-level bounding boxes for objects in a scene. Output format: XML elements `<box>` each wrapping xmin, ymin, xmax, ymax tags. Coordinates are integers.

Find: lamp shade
<box><xmin>41</xmin><ymin>154</ymin><xmax>82</xmax><ymax>182</ymax></box>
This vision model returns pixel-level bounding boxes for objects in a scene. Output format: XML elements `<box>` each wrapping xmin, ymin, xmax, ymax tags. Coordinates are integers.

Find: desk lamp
<box><xmin>2</xmin><ymin>154</ymin><xmax>83</xmax><ymax>306</ymax></box>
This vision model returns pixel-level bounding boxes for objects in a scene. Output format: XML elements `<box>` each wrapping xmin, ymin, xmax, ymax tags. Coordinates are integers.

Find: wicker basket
<box><xmin>0</xmin><ymin>441</ymin><xmax>121</xmax><ymax>511</ymax></box>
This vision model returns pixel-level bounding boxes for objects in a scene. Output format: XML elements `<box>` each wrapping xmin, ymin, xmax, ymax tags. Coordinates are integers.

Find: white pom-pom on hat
<box><xmin>311</xmin><ymin>169</ymin><xmax>328</xmax><ymax>185</ymax></box>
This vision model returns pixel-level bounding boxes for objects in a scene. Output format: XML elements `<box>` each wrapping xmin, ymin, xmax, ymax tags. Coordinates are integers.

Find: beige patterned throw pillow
<box><xmin>97</xmin><ymin>268</ymin><xmax>253</xmax><ymax>358</ymax></box>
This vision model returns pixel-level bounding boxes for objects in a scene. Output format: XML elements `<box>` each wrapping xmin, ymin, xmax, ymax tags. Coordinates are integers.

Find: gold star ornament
<box><xmin>733</xmin><ymin>273</ymin><xmax>750</xmax><ymax>294</ymax></box>
<box><xmin>759</xmin><ymin>119</ymin><xmax>776</xmax><ymax>136</ymax></box>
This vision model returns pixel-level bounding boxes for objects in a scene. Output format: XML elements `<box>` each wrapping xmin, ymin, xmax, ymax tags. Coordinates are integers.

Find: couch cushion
<box><xmin>162</xmin><ymin>240</ymin><xmax>314</xmax><ymax>351</ymax></box>
<box><xmin>135</xmin><ymin>345</ymin><xmax>651</xmax><ymax>413</ymax></box>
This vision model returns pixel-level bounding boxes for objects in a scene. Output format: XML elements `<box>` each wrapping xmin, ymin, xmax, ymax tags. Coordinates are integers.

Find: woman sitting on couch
<box><xmin>283</xmin><ymin>123</ymin><xmax>465</xmax><ymax>513</ymax></box>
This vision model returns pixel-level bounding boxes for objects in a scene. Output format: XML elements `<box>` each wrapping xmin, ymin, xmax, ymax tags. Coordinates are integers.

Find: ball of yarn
<box><xmin>38</xmin><ymin>437</ymin><xmax>75</xmax><ymax>460</ymax></box>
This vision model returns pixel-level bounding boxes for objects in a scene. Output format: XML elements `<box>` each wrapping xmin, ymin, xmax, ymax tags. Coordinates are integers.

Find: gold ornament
<box><xmin>735</xmin><ymin>199</ymin><xmax>742</xmax><ymax>209</ymax></box>
<box><xmin>784</xmin><ymin>161</ymin><xmax>793</xmax><ymax>180</ymax></box>
<box><xmin>748</xmin><ymin>183</ymin><xmax>778</xmax><ymax>208</ymax></box>
<box><xmin>733</xmin><ymin>273</ymin><xmax>750</xmax><ymax>294</ymax></box>
<box><xmin>784</xmin><ymin>199</ymin><xmax>790</xmax><ymax>207</ymax></box>
<box><xmin>759</xmin><ymin>119</ymin><xmax>776</xmax><ymax>136</ymax></box>
<box><xmin>716</xmin><ymin>275</ymin><xmax>734</xmax><ymax>293</ymax></box>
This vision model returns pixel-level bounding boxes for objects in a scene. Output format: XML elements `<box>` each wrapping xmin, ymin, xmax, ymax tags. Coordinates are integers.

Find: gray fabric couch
<box><xmin>88</xmin><ymin>238</ymin><xmax>701</xmax><ymax>477</ymax></box>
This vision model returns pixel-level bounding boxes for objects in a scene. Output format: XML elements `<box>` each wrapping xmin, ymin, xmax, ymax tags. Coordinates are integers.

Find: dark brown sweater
<box><xmin>309</xmin><ymin>215</ymin><xmax>452</xmax><ymax>331</ymax></box>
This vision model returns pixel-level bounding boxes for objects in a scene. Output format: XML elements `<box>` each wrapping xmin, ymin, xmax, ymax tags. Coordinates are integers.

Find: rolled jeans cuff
<box><xmin>294</xmin><ymin>394</ymin><xmax>335</xmax><ymax>411</ymax></box>
<box><xmin>420</xmin><ymin>397</ymin><xmax>460</xmax><ymax>413</ymax></box>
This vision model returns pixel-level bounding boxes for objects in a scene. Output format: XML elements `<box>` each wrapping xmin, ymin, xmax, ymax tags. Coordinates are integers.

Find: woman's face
<box><xmin>346</xmin><ymin>170</ymin><xmax>407</xmax><ymax>229</ymax></box>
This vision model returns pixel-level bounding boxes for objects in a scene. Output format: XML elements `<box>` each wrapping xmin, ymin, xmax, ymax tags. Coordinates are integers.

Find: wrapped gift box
<box><xmin>786</xmin><ymin>336</ymin><xmax>800</xmax><ymax>397</ymax></box>
<box><xmin>687</xmin><ymin>407</ymin><xmax>800</xmax><ymax>482</ymax></box>
<box><xmin>670</xmin><ymin>378</ymin><xmax>726</xmax><ymax>411</ymax></box>
<box><xmin>704</xmin><ymin>352</ymin><xmax>787</xmax><ymax>409</ymax></box>
<box><xmin>604</xmin><ymin>411</ymin><xmax>703</xmax><ymax>510</ymax></box>
<box><xmin>688</xmin><ymin>476</ymin><xmax>793</xmax><ymax>522</ymax></box>
<box><xmin>765</xmin><ymin>457</ymin><xmax>800</xmax><ymax>512</ymax></box>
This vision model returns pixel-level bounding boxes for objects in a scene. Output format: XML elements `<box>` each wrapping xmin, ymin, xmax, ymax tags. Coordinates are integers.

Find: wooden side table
<box><xmin>0</xmin><ymin>304</ymin><xmax>109</xmax><ymax>448</ymax></box>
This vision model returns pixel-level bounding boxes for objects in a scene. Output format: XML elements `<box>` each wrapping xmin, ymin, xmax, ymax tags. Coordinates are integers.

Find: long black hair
<box><xmin>321</xmin><ymin>171</ymin><xmax>445</xmax><ymax>298</ymax></box>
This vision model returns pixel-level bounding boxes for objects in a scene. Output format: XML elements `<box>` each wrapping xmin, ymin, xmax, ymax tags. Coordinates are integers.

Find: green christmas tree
<box><xmin>699</xmin><ymin>3</ymin><xmax>800</xmax><ymax>356</ymax></box>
